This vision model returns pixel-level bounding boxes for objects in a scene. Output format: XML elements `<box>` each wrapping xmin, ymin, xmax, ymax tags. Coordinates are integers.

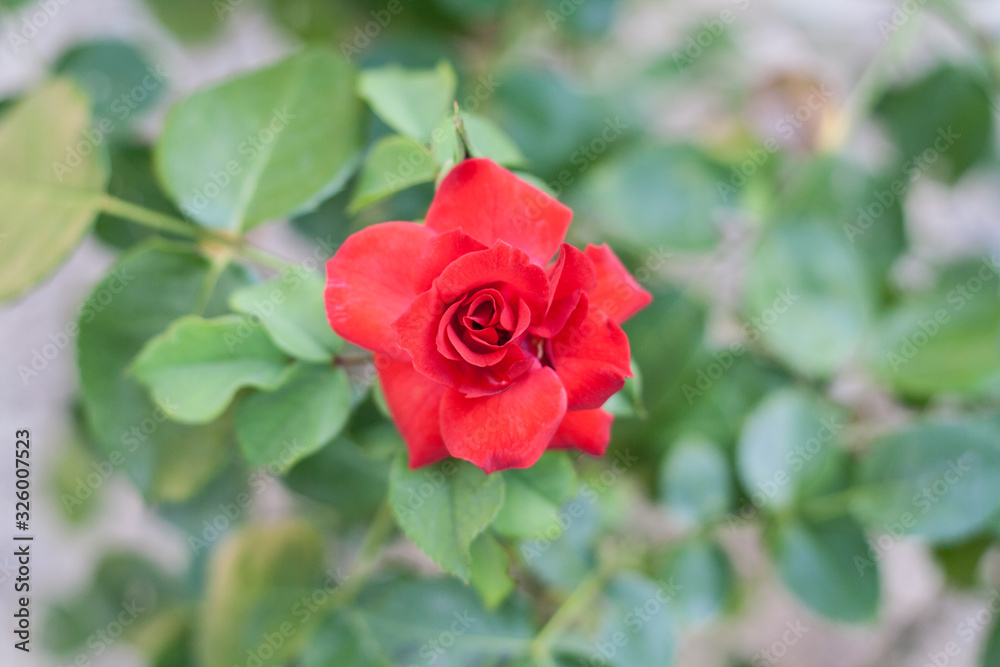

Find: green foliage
<box><xmin>854</xmin><ymin>419</ymin><xmax>1000</xmax><ymax>544</ymax></box>
<box><xmin>198</xmin><ymin>521</ymin><xmax>327</xmax><ymax>667</ymax></box>
<box><xmin>235</xmin><ymin>363</ymin><xmax>353</xmax><ymax>471</ymax></box>
<box><xmin>15</xmin><ymin>9</ymin><xmax>1000</xmax><ymax>664</ymax></box>
<box><xmin>769</xmin><ymin>516</ymin><xmax>880</xmax><ymax>623</ymax></box>
<box><xmin>389</xmin><ymin>457</ymin><xmax>505</xmax><ymax>581</ymax></box>
<box><xmin>0</xmin><ymin>80</ymin><xmax>108</xmax><ymax>300</ymax></box>
<box><xmin>132</xmin><ymin>315</ymin><xmax>290</xmax><ymax>424</ymax></box>
<box><xmin>570</xmin><ymin>144</ymin><xmax>724</xmax><ymax>251</ymax></box>
<box><xmin>659</xmin><ymin>437</ymin><xmax>733</xmax><ymax>525</ymax></box>
<box><xmin>77</xmin><ymin>242</ymin><xmax>249</xmax><ymax>500</ymax></box>
<box><xmin>745</xmin><ymin>220</ymin><xmax>872</xmax><ymax>378</ymax></box>
<box><xmin>875</xmin><ymin>65</ymin><xmax>994</xmax><ymax>183</ymax></box>
<box><xmin>358</xmin><ymin>61</ymin><xmax>457</xmax><ymax>142</ymax></box>
<box><xmin>229</xmin><ymin>272</ymin><xmax>343</xmax><ymax>362</ymax></box>
<box><xmin>736</xmin><ymin>388</ymin><xmax>844</xmax><ymax>511</ymax></box>
<box><xmin>350</xmin><ymin>135</ymin><xmax>439</xmax><ymax>212</ymax></box>
<box><xmin>493</xmin><ymin>451</ymin><xmax>577</xmax><ymax>538</ymax></box>
<box><xmin>156</xmin><ymin>49</ymin><xmax>362</xmax><ymax>231</ymax></box>
<box><xmin>659</xmin><ymin>538</ymin><xmax>734</xmax><ymax>626</ymax></box>
<box><xmin>54</xmin><ymin>40</ymin><xmax>162</xmax><ymax>127</ymax></box>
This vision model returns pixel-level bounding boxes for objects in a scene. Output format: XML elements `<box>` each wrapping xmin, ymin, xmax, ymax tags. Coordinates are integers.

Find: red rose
<box><xmin>325</xmin><ymin>158</ymin><xmax>651</xmax><ymax>472</ymax></box>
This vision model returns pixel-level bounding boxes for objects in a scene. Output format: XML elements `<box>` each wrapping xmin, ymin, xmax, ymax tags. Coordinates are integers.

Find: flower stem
<box><xmin>98</xmin><ymin>195</ymin><xmax>301</xmax><ymax>272</ymax></box>
<box><xmin>530</xmin><ymin>570</ymin><xmax>606</xmax><ymax>663</ymax></box>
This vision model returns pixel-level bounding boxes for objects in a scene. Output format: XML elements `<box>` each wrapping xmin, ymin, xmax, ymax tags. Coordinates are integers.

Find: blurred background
<box><xmin>1</xmin><ymin>0</ymin><xmax>1000</xmax><ymax>665</ymax></box>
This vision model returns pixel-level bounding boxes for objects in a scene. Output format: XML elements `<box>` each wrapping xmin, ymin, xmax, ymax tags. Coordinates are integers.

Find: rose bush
<box><xmin>326</xmin><ymin>158</ymin><xmax>651</xmax><ymax>472</ymax></box>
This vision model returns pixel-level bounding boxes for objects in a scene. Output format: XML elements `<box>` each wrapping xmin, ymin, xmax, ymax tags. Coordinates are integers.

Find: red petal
<box><xmin>426</xmin><ymin>158</ymin><xmax>572</xmax><ymax>266</ymax></box>
<box><xmin>585</xmin><ymin>244</ymin><xmax>653</xmax><ymax>324</ymax></box>
<box><xmin>550</xmin><ymin>408</ymin><xmax>614</xmax><ymax>456</ymax></box>
<box><xmin>434</xmin><ymin>240</ymin><xmax>549</xmax><ymax>317</ymax></box>
<box><xmin>548</xmin><ymin>295</ymin><xmax>632</xmax><ymax>410</ymax></box>
<box><xmin>326</xmin><ymin>222</ymin><xmax>435</xmax><ymax>358</ymax></box>
<box><xmin>413</xmin><ymin>229</ymin><xmax>487</xmax><ymax>293</ymax></box>
<box><xmin>441</xmin><ymin>364</ymin><xmax>567</xmax><ymax>473</ymax></box>
<box><xmin>395</xmin><ymin>289</ymin><xmax>524</xmax><ymax>396</ymax></box>
<box><xmin>376</xmin><ymin>354</ymin><xmax>449</xmax><ymax>468</ymax></box>
<box><xmin>533</xmin><ymin>243</ymin><xmax>597</xmax><ymax>338</ymax></box>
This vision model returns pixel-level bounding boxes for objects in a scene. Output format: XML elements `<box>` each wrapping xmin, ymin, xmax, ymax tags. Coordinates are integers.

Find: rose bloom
<box><xmin>325</xmin><ymin>158</ymin><xmax>651</xmax><ymax>473</ymax></box>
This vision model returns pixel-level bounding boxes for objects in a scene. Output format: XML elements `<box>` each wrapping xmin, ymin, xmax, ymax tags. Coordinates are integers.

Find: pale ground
<box><xmin>1</xmin><ymin>1</ymin><xmax>999</xmax><ymax>666</ymax></box>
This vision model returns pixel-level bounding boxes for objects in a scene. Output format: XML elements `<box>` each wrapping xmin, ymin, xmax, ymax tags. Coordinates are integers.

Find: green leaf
<box><xmin>143</xmin><ymin>0</ymin><xmax>227</xmax><ymax>42</ymax></box>
<box><xmin>229</xmin><ymin>271</ymin><xmax>342</xmax><ymax>362</ymax></box>
<box><xmin>570</xmin><ymin>143</ymin><xmax>722</xmax><ymax>252</ymax></box>
<box><xmin>54</xmin><ymin>39</ymin><xmax>163</xmax><ymax>125</ymax></box>
<box><xmin>348</xmin><ymin>135</ymin><xmax>439</xmax><ymax>213</ymax></box>
<box><xmin>355</xmin><ymin>575</ymin><xmax>532</xmax><ymax>664</ymax></box>
<box><xmin>469</xmin><ymin>532</ymin><xmax>515</xmax><ymax>609</ymax></box>
<box><xmin>301</xmin><ymin>612</ymin><xmax>390</xmax><ymax>667</ymax></box>
<box><xmin>388</xmin><ymin>457</ymin><xmax>505</xmax><ymax>581</ymax></box>
<box><xmin>44</xmin><ymin>552</ymin><xmax>179</xmax><ymax>653</ymax></box>
<box><xmin>156</xmin><ymin>49</ymin><xmax>362</xmax><ymax>231</ymax></box>
<box><xmin>736</xmin><ymin>388</ymin><xmax>844</xmax><ymax>512</ymax></box>
<box><xmin>131</xmin><ymin>315</ymin><xmax>290</xmax><ymax>424</ymax></box>
<box><xmin>745</xmin><ymin>220</ymin><xmax>872</xmax><ymax>378</ymax></box>
<box><xmin>198</xmin><ymin>521</ymin><xmax>327</xmax><ymax>667</ymax></box>
<box><xmin>592</xmin><ymin>574</ymin><xmax>677</xmax><ymax>666</ymax></box>
<box><xmin>491</xmin><ymin>68</ymin><xmax>624</xmax><ymax>179</ymax></box>
<box><xmin>523</xmin><ymin>492</ymin><xmax>600</xmax><ymax>592</ymax></box>
<box><xmin>769</xmin><ymin>516</ymin><xmax>879</xmax><ymax>623</ymax></box>
<box><xmin>875</xmin><ymin>66</ymin><xmax>993</xmax><ymax>183</ymax></box>
<box><xmin>77</xmin><ymin>241</ymin><xmax>251</xmax><ymax>501</ymax></box>
<box><xmin>94</xmin><ymin>143</ymin><xmax>188</xmax><ymax>249</ymax></box>
<box><xmin>234</xmin><ymin>363</ymin><xmax>352</xmax><ymax>472</ymax></box>
<box><xmin>430</xmin><ymin>111</ymin><xmax>526</xmax><ymax>167</ymax></box>
<box><xmin>284</xmin><ymin>430</ymin><xmax>391</xmax><ymax>523</ymax></box>
<box><xmin>933</xmin><ymin>536</ymin><xmax>992</xmax><ymax>589</ymax></box>
<box><xmin>493</xmin><ymin>451</ymin><xmax>576</xmax><ymax>538</ymax></box>
<box><xmin>854</xmin><ymin>419</ymin><xmax>1000</xmax><ymax>544</ymax></box>
<box><xmin>357</xmin><ymin>61</ymin><xmax>456</xmax><ymax>142</ymax></box>
<box><xmin>865</xmin><ymin>260</ymin><xmax>1000</xmax><ymax>399</ymax></box>
<box><xmin>0</xmin><ymin>79</ymin><xmax>108</xmax><ymax>300</ymax></box>
<box><xmin>660</xmin><ymin>538</ymin><xmax>733</xmax><ymax>626</ymax></box>
<box><xmin>659</xmin><ymin>437</ymin><xmax>732</xmax><ymax>525</ymax></box>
